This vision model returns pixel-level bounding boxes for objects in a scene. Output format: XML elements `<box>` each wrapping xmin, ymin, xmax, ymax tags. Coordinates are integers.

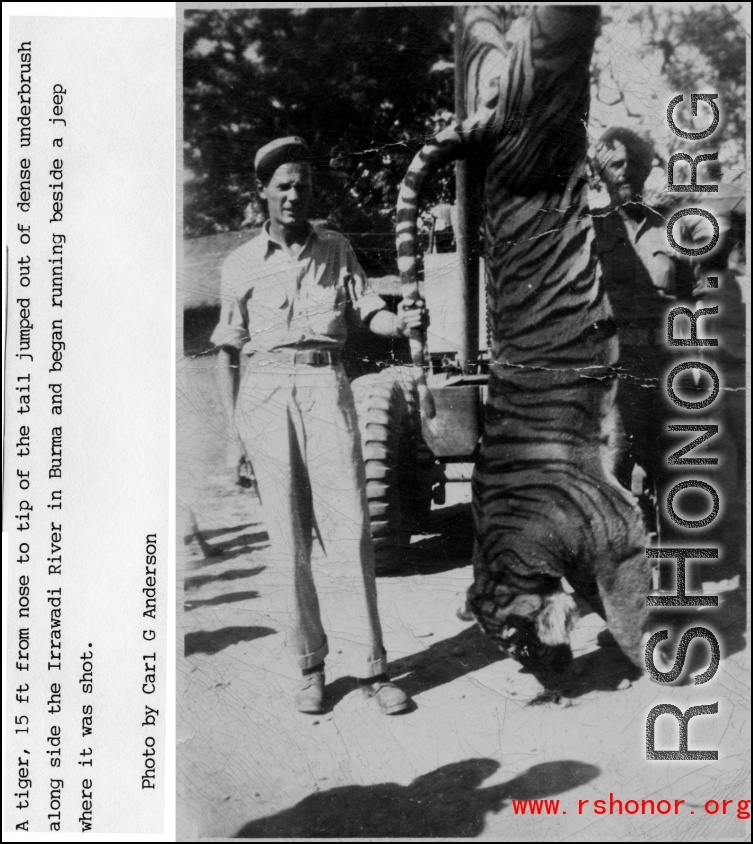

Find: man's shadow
<box><xmin>320</xmin><ymin>624</ymin><xmax>507</xmax><ymax>712</ymax></box>
<box><xmin>320</xmin><ymin>621</ymin><xmax>645</xmax><ymax>713</ymax></box>
<box><xmin>235</xmin><ymin>757</ymin><xmax>599</xmax><ymax>838</ymax></box>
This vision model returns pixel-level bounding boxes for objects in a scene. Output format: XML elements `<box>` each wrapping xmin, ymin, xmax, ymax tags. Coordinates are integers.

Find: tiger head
<box><xmin>473</xmin><ymin>590</ymin><xmax>579</xmax><ymax>674</ymax></box>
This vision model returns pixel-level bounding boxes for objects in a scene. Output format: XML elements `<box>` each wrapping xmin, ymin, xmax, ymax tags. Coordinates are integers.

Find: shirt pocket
<box><xmin>303</xmin><ymin>284</ymin><xmax>344</xmax><ymax>336</ymax></box>
<box><xmin>305</xmin><ymin>281</ymin><xmax>341</xmax><ymax>310</ymax></box>
<box><xmin>253</xmin><ymin>285</ymin><xmax>289</xmax><ymax>312</ymax></box>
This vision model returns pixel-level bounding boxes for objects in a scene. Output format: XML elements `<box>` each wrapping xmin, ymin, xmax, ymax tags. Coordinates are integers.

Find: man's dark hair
<box><xmin>595</xmin><ymin>127</ymin><xmax>655</xmax><ymax>184</ymax></box>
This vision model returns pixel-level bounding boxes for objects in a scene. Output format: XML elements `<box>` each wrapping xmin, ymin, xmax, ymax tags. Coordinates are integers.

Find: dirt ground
<box><xmin>176</xmin><ymin>354</ymin><xmax>750</xmax><ymax>841</ymax></box>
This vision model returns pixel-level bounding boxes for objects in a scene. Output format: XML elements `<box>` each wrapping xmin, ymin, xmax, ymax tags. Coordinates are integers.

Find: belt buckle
<box><xmin>294</xmin><ymin>350</ymin><xmax>319</xmax><ymax>366</ymax></box>
<box><xmin>292</xmin><ymin>349</ymin><xmax>335</xmax><ymax>366</ymax></box>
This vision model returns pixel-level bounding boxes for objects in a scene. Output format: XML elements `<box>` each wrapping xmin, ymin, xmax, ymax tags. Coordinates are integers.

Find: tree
<box><xmin>183</xmin><ymin>5</ymin><xmax>747</xmax><ymax>265</ymax></box>
<box><xmin>183</xmin><ymin>7</ymin><xmax>454</xmax><ymax>272</ymax></box>
<box><xmin>590</xmin><ymin>3</ymin><xmax>747</xmax><ymax>205</ymax></box>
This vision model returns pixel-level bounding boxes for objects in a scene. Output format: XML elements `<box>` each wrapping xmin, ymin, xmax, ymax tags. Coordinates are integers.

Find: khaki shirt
<box><xmin>211</xmin><ymin>223</ymin><xmax>386</xmax><ymax>354</ymax></box>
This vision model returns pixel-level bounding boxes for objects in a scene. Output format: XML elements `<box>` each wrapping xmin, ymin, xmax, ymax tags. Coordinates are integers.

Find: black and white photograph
<box><xmin>4</xmin><ymin>1</ymin><xmax>749</xmax><ymax>839</ymax></box>
<box><xmin>181</xmin><ymin>1</ymin><xmax>747</xmax><ymax>840</ymax></box>
<box><xmin>1</xmin><ymin>0</ymin><xmax>749</xmax><ymax>840</ymax></box>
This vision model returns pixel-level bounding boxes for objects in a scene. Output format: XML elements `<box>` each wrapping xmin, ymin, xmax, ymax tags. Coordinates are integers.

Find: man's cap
<box><xmin>255</xmin><ymin>137</ymin><xmax>311</xmax><ymax>184</ymax></box>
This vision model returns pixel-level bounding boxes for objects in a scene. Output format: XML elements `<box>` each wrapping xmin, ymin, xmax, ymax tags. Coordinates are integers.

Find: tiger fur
<box><xmin>396</xmin><ymin>5</ymin><xmax>649</xmax><ymax>671</ymax></box>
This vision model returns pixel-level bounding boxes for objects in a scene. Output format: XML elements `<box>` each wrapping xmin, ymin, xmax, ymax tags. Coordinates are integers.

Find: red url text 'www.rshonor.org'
<box><xmin>511</xmin><ymin>796</ymin><xmax>750</xmax><ymax>818</ymax></box>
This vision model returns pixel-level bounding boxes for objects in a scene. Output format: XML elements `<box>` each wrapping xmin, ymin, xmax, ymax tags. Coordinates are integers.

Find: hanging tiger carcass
<box><xmin>396</xmin><ymin>5</ymin><xmax>649</xmax><ymax>672</ymax></box>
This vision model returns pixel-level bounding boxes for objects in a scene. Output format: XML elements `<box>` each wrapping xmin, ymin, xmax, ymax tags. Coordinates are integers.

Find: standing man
<box><xmin>592</xmin><ymin>128</ymin><xmax>686</xmax><ymax>508</ymax></box>
<box><xmin>212</xmin><ymin>137</ymin><xmax>427</xmax><ymax>715</ymax></box>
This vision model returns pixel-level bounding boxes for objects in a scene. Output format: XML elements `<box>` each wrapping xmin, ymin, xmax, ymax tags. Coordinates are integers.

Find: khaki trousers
<box><xmin>235</xmin><ymin>360</ymin><xmax>387</xmax><ymax>678</ymax></box>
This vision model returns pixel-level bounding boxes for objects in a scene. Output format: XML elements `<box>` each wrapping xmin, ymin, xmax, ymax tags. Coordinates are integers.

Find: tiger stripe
<box><xmin>395</xmin><ymin>5</ymin><xmax>649</xmax><ymax>671</ymax></box>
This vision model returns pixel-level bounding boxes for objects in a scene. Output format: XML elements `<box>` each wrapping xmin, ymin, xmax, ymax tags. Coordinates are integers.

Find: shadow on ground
<box><xmin>185</xmin><ymin>625</ymin><xmax>277</xmax><ymax>657</ymax></box>
<box><xmin>312</xmin><ymin>625</ymin><xmax>508</xmax><ymax>713</ymax></box>
<box><xmin>390</xmin><ymin>624</ymin><xmax>507</xmax><ymax>697</ymax></box>
<box><xmin>387</xmin><ymin>623</ymin><xmax>638</xmax><ymax>704</ymax></box>
<box><xmin>185</xmin><ymin>590</ymin><xmax>259</xmax><ymax>610</ymax></box>
<box><xmin>187</xmin><ymin>527</ymin><xmax>271</xmax><ymax>567</ymax></box>
<box><xmin>319</xmin><ymin>622</ymin><xmax>646</xmax><ymax>713</ymax></box>
<box><xmin>522</xmin><ymin>582</ymin><xmax>748</xmax><ymax>702</ymax></box>
<box><xmin>185</xmin><ymin>565</ymin><xmax>266</xmax><ymax>591</ymax></box>
<box><xmin>377</xmin><ymin>502</ymin><xmax>474</xmax><ymax>577</ymax></box>
<box><xmin>189</xmin><ymin>522</ymin><xmax>259</xmax><ymax>542</ymax></box>
<box><xmin>235</xmin><ymin>757</ymin><xmax>599</xmax><ymax>838</ymax></box>
<box><xmin>528</xmin><ymin>643</ymin><xmax>642</xmax><ymax>704</ymax></box>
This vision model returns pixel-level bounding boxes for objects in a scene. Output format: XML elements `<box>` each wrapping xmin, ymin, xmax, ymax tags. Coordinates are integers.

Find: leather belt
<box><xmin>264</xmin><ymin>349</ymin><xmax>341</xmax><ymax>367</ymax></box>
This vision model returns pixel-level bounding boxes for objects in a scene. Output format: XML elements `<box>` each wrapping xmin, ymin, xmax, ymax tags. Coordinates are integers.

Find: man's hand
<box><xmin>646</xmin><ymin>252</ymin><xmax>676</xmax><ymax>296</ymax></box>
<box><xmin>368</xmin><ymin>299</ymin><xmax>430</xmax><ymax>339</ymax></box>
<box><xmin>396</xmin><ymin>298</ymin><xmax>430</xmax><ymax>337</ymax></box>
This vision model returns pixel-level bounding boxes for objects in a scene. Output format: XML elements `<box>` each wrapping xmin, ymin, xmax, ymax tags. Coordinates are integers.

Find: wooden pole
<box><xmin>453</xmin><ymin>7</ymin><xmax>481</xmax><ymax>373</ymax></box>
